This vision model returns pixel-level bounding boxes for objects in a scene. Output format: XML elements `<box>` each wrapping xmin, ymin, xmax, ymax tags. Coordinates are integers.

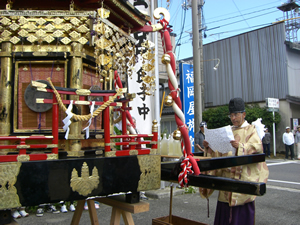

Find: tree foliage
<box><xmin>203</xmin><ymin>104</ymin><xmax>281</xmax><ymax>131</ymax></box>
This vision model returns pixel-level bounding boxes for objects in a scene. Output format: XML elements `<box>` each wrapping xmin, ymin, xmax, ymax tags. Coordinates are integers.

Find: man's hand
<box><xmin>230</xmin><ymin>140</ymin><xmax>239</xmax><ymax>149</ymax></box>
<box><xmin>196</xmin><ymin>144</ymin><xmax>204</xmax><ymax>151</ymax></box>
<box><xmin>203</xmin><ymin>140</ymin><xmax>209</xmax><ymax>148</ymax></box>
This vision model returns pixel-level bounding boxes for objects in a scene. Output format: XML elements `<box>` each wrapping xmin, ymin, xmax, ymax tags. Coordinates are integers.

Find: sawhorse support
<box><xmin>71</xmin><ymin>196</ymin><xmax>149</xmax><ymax>225</ymax></box>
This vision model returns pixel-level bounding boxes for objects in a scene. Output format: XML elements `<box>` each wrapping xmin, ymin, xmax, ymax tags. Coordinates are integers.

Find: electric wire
<box><xmin>229</xmin><ymin>0</ymin><xmax>300</xmax><ymax>71</ymax></box>
<box><xmin>172</xmin><ymin>1</ymin><xmax>283</xmax><ymax>34</ymax></box>
<box><xmin>174</xmin><ymin>0</ymin><xmax>187</xmax><ymax>57</ymax></box>
<box><xmin>206</xmin><ymin>6</ymin><xmax>276</xmax><ymax>25</ymax></box>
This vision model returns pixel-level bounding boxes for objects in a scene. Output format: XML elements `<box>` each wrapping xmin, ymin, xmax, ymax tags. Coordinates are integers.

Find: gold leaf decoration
<box><xmin>77</xmin><ymin>25</ymin><xmax>89</xmax><ymax>33</ymax></box>
<box><xmin>69</xmin><ymin>31</ymin><xmax>80</xmax><ymax>39</ymax></box>
<box><xmin>95</xmin><ymin>36</ymin><xmax>112</xmax><ymax>49</ymax></box>
<box><xmin>0</xmin><ymin>17</ymin><xmax>11</xmax><ymax>25</ymax></box>
<box><xmin>1</xmin><ymin>30</ymin><xmax>12</xmax><ymax>38</ymax></box>
<box><xmin>36</xmin><ymin>17</ymin><xmax>46</xmax><ymax>26</ymax></box>
<box><xmin>97</xmin><ymin>54</ymin><xmax>111</xmax><ymax>66</ymax></box>
<box><xmin>18</xmin><ymin>17</ymin><xmax>28</xmax><ymax>25</ymax></box>
<box><xmin>142</xmin><ymin>63</ymin><xmax>155</xmax><ymax>72</ymax></box>
<box><xmin>27</xmin><ymin>35</ymin><xmax>37</xmax><ymax>43</ymax></box>
<box><xmin>95</xmin><ymin>23</ymin><xmax>105</xmax><ymax>34</ymax></box>
<box><xmin>142</xmin><ymin>51</ymin><xmax>155</xmax><ymax>60</ymax></box>
<box><xmin>78</xmin><ymin>37</ymin><xmax>88</xmax><ymax>45</ymax></box>
<box><xmin>53</xmin><ymin>17</ymin><xmax>64</xmax><ymax>25</ymax></box>
<box><xmin>36</xmin><ymin>29</ymin><xmax>46</xmax><ymax>37</ymax></box>
<box><xmin>0</xmin><ymin>162</ymin><xmax>22</xmax><ymax>209</ymax></box>
<box><xmin>27</xmin><ymin>23</ymin><xmax>37</xmax><ymax>32</ymax></box>
<box><xmin>70</xmin><ymin>162</ymin><xmax>99</xmax><ymax>196</ymax></box>
<box><xmin>53</xmin><ymin>30</ymin><xmax>64</xmax><ymax>38</ymax></box>
<box><xmin>98</xmin><ymin>8</ymin><xmax>110</xmax><ymax>19</ymax></box>
<box><xmin>61</xmin><ymin>37</ymin><xmax>72</xmax><ymax>45</ymax></box>
<box><xmin>62</xmin><ymin>23</ymin><xmax>72</xmax><ymax>32</ymax></box>
<box><xmin>45</xmin><ymin>23</ymin><xmax>55</xmax><ymax>32</ymax></box>
<box><xmin>70</xmin><ymin>17</ymin><xmax>81</xmax><ymax>26</ymax></box>
<box><xmin>137</xmin><ymin>155</ymin><xmax>160</xmax><ymax>191</ymax></box>
<box><xmin>18</xmin><ymin>29</ymin><xmax>28</xmax><ymax>37</ymax></box>
<box><xmin>10</xmin><ymin>36</ymin><xmax>20</xmax><ymax>44</ymax></box>
<box><xmin>9</xmin><ymin>23</ymin><xmax>19</xmax><ymax>31</ymax></box>
<box><xmin>44</xmin><ymin>35</ymin><xmax>55</xmax><ymax>43</ymax></box>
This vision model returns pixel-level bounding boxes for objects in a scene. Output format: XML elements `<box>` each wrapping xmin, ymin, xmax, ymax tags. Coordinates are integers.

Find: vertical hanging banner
<box><xmin>128</xmin><ymin>0</ymin><xmax>153</xmax><ymax>134</ymax></box>
<box><xmin>179</xmin><ymin>63</ymin><xmax>195</xmax><ymax>152</ymax></box>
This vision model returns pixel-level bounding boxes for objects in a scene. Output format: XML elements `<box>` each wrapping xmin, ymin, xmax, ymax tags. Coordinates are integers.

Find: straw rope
<box><xmin>47</xmin><ymin>77</ymin><xmax>123</xmax><ymax>122</ymax></box>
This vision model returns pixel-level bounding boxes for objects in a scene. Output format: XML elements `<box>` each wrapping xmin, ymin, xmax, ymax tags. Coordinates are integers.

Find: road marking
<box><xmin>266</xmin><ymin>161</ymin><xmax>298</xmax><ymax>166</ymax></box>
<box><xmin>267</xmin><ymin>185</ymin><xmax>300</xmax><ymax>193</ymax></box>
<box><xmin>268</xmin><ymin>179</ymin><xmax>300</xmax><ymax>185</ymax></box>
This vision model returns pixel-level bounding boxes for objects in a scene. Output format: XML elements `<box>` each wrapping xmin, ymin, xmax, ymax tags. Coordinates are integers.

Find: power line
<box><xmin>205</xmin><ymin>0</ymin><xmax>280</xmax><ymax>21</ymax></box>
<box><xmin>204</xmin><ymin>10</ymin><xmax>278</xmax><ymax>31</ymax></box>
<box><xmin>174</xmin><ymin>4</ymin><xmax>278</xmax><ymax>33</ymax></box>
<box><xmin>206</xmin><ymin>6</ymin><xmax>276</xmax><ymax>25</ymax></box>
<box><xmin>172</xmin><ymin>2</ymin><xmax>282</xmax><ymax>34</ymax></box>
<box><xmin>232</xmin><ymin>0</ymin><xmax>251</xmax><ymax>27</ymax></box>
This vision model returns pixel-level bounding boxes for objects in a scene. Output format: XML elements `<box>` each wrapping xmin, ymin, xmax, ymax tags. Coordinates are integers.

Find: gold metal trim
<box><xmin>149</xmin><ymin>149</ymin><xmax>158</xmax><ymax>155</ymax></box>
<box><xmin>0</xmin><ymin>10</ymin><xmax>95</xmax><ymax>17</ymax></box>
<box><xmin>17</xmin><ymin>154</ymin><xmax>30</xmax><ymax>162</ymax></box>
<box><xmin>95</xmin><ymin>134</ymin><xmax>103</xmax><ymax>139</ymax></box>
<box><xmin>129</xmin><ymin>150</ymin><xmax>138</xmax><ymax>155</ymax></box>
<box><xmin>105</xmin><ymin>143</ymin><xmax>115</xmax><ymax>147</ymax></box>
<box><xmin>95</xmin><ymin>150</ymin><xmax>103</xmax><ymax>155</ymax></box>
<box><xmin>70</xmin><ymin>162</ymin><xmax>99</xmax><ymax>196</ymax></box>
<box><xmin>129</xmin><ymin>142</ymin><xmax>138</xmax><ymax>145</ymax></box>
<box><xmin>137</xmin><ymin>155</ymin><xmax>161</xmax><ymax>191</ymax></box>
<box><xmin>17</xmin><ymin>145</ymin><xmax>30</xmax><ymax>149</ymax></box>
<box><xmin>105</xmin><ymin>151</ymin><xmax>116</xmax><ymax>157</ymax></box>
<box><xmin>32</xmin><ymin>52</ymin><xmax>48</xmax><ymax>56</ymax></box>
<box><xmin>47</xmin><ymin>153</ymin><xmax>58</xmax><ymax>160</ymax></box>
<box><xmin>152</xmin><ymin>120</ymin><xmax>158</xmax><ymax>132</ymax></box>
<box><xmin>74</xmin><ymin>100</ymin><xmax>91</xmax><ymax>105</ymax></box>
<box><xmin>0</xmin><ymin>162</ymin><xmax>22</xmax><ymax>210</ymax></box>
<box><xmin>31</xmin><ymin>80</ymin><xmax>47</xmax><ymax>88</ymax></box>
<box><xmin>75</xmin><ymin>89</ymin><xmax>91</xmax><ymax>96</ymax></box>
<box><xmin>67</xmin><ymin>151</ymin><xmax>85</xmax><ymax>157</ymax></box>
<box><xmin>46</xmin><ymin>144</ymin><xmax>58</xmax><ymax>148</ymax></box>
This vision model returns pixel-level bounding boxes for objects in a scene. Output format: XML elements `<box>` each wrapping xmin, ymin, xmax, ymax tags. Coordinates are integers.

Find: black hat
<box><xmin>200</xmin><ymin>121</ymin><xmax>207</xmax><ymax>127</ymax></box>
<box><xmin>229</xmin><ymin>98</ymin><xmax>245</xmax><ymax>113</ymax></box>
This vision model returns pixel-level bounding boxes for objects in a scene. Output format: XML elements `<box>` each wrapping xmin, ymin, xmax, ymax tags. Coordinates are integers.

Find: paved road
<box><xmin>12</xmin><ymin>158</ymin><xmax>300</xmax><ymax>225</ymax></box>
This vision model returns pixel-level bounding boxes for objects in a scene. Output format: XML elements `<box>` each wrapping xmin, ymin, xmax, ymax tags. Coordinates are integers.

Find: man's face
<box><xmin>229</xmin><ymin>112</ymin><xmax>245</xmax><ymax>127</ymax></box>
<box><xmin>200</xmin><ymin>126</ymin><xmax>204</xmax><ymax>132</ymax></box>
<box><xmin>286</xmin><ymin>128</ymin><xmax>290</xmax><ymax>133</ymax></box>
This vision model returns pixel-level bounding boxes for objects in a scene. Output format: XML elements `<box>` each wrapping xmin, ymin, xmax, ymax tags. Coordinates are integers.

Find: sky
<box><xmin>157</xmin><ymin>0</ymin><xmax>300</xmax><ymax>60</ymax></box>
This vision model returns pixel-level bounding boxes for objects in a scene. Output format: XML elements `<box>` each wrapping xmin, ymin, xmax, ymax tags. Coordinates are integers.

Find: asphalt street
<box><xmin>10</xmin><ymin>158</ymin><xmax>300</xmax><ymax>225</ymax></box>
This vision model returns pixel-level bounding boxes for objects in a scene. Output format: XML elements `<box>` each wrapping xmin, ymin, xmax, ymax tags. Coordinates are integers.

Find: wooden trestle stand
<box><xmin>71</xmin><ymin>197</ymin><xmax>149</xmax><ymax>225</ymax></box>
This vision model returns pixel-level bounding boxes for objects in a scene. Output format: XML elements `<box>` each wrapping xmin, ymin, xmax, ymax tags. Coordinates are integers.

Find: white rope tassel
<box><xmin>83</xmin><ymin>101</ymin><xmax>95</xmax><ymax>139</ymax></box>
<box><xmin>63</xmin><ymin>100</ymin><xmax>74</xmax><ymax>140</ymax></box>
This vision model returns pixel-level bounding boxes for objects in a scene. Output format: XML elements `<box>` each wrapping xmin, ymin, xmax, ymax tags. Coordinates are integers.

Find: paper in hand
<box><xmin>204</xmin><ymin>125</ymin><xmax>236</xmax><ymax>155</ymax></box>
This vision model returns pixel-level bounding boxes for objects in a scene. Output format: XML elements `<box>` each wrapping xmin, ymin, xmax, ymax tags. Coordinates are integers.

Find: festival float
<box><xmin>0</xmin><ymin>0</ymin><xmax>267</xmax><ymax>224</ymax></box>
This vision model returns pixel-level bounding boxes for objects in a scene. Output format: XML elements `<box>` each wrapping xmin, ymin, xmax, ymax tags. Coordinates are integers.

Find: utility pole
<box><xmin>192</xmin><ymin>0</ymin><xmax>204</xmax><ymax>135</ymax></box>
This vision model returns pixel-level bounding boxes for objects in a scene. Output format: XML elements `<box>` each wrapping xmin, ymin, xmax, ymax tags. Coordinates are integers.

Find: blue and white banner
<box><xmin>179</xmin><ymin>63</ymin><xmax>195</xmax><ymax>152</ymax></box>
